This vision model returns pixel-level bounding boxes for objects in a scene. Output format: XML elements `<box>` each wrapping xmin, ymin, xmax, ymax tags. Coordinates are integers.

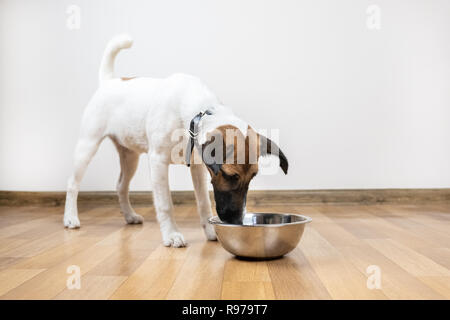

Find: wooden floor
<box><xmin>0</xmin><ymin>203</ymin><xmax>449</xmax><ymax>299</ymax></box>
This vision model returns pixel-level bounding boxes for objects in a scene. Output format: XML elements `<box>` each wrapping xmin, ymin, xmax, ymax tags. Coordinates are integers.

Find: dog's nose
<box><xmin>219</xmin><ymin>211</ymin><xmax>243</xmax><ymax>225</ymax></box>
<box><xmin>229</xmin><ymin>216</ymin><xmax>243</xmax><ymax>225</ymax></box>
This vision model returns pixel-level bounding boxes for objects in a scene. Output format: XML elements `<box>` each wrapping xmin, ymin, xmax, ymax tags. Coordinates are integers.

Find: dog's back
<box><xmin>80</xmin><ymin>35</ymin><xmax>221</xmax><ymax>154</ymax></box>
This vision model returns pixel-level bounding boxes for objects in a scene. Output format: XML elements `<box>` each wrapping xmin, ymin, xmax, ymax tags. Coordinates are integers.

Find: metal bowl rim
<box><xmin>208</xmin><ymin>213</ymin><xmax>312</xmax><ymax>227</ymax></box>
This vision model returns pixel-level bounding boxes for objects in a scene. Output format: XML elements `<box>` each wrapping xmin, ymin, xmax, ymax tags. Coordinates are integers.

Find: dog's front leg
<box><xmin>149</xmin><ymin>152</ymin><xmax>186</xmax><ymax>247</ymax></box>
<box><xmin>190</xmin><ymin>164</ymin><xmax>217</xmax><ymax>241</ymax></box>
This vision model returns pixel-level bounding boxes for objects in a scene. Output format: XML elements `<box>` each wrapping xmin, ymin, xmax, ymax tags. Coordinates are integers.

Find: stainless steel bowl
<box><xmin>208</xmin><ymin>213</ymin><xmax>312</xmax><ymax>259</ymax></box>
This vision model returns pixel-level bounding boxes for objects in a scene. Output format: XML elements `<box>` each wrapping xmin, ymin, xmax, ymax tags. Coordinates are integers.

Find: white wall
<box><xmin>1</xmin><ymin>0</ymin><xmax>450</xmax><ymax>191</ymax></box>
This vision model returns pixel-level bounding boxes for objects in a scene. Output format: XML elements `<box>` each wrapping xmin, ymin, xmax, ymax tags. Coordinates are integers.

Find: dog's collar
<box><xmin>185</xmin><ymin>110</ymin><xmax>212</xmax><ymax>167</ymax></box>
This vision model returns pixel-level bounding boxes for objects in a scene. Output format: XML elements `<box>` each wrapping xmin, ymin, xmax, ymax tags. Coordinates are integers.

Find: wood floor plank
<box><xmin>267</xmin><ymin>250</ymin><xmax>332</xmax><ymax>299</ymax></box>
<box><xmin>326</xmin><ymin>207</ymin><xmax>388</xmax><ymax>240</ymax></box>
<box><xmin>0</xmin><ymin>257</ymin><xmax>25</xmax><ymax>271</ymax></box>
<box><xmin>417</xmin><ymin>276</ymin><xmax>450</xmax><ymax>299</ymax></box>
<box><xmin>0</xmin><ymin>206</ymin><xmax>47</xmax><ymax>227</ymax></box>
<box><xmin>311</xmin><ymin>221</ymin><xmax>361</xmax><ymax>247</ymax></box>
<box><xmin>222</xmin><ymin>281</ymin><xmax>275</xmax><ymax>300</ymax></box>
<box><xmin>167</xmin><ymin>241</ymin><xmax>230</xmax><ymax>300</ymax></box>
<box><xmin>0</xmin><ymin>229</ymin><xmax>87</xmax><ymax>258</ymax></box>
<box><xmin>109</xmin><ymin>251</ymin><xmax>186</xmax><ymax>299</ymax></box>
<box><xmin>414</xmin><ymin>247</ymin><xmax>450</xmax><ymax>269</ymax></box>
<box><xmin>336</xmin><ymin>244</ymin><xmax>445</xmax><ymax>299</ymax></box>
<box><xmin>381</xmin><ymin>206</ymin><xmax>450</xmax><ymax>246</ymax></box>
<box><xmin>9</xmin><ymin>237</ymin><xmax>102</xmax><ymax>269</ymax></box>
<box><xmin>359</xmin><ymin>207</ymin><xmax>443</xmax><ymax>250</ymax></box>
<box><xmin>0</xmin><ymin>203</ymin><xmax>448</xmax><ymax>300</ymax></box>
<box><xmin>0</xmin><ymin>241</ymin><xmax>118</xmax><ymax>299</ymax></box>
<box><xmin>0</xmin><ymin>268</ymin><xmax>45</xmax><ymax>296</ymax></box>
<box><xmin>54</xmin><ymin>275</ymin><xmax>127</xmax><ymax>300</ymax></box>
<box><xmin>86</xmin><ymin>224</ymin><xmax>160</xmax><ymax>276</ymax></box>
<box><xmin>221</xmin><ymin>255</ymin><xmax>275</xmax><ymax>300</ymax></box>
<box><xmin>365</xmin><ymin>239</ymin><xmax>450</xmax><ymax>277</ymax></box>
<box><xmin>108</xmin><ymin>221</ymin><xmax>195</xmax><ymax>299</ymax></box>
<box><xmin>0</xmin><ymin>238</ymin><xmax>30</xmax><ymax>257</ymax></box>
<box><xmin>0</xmin><ymin>216</ymin><xmax>55</xmax><ymax>239</ymax></box>
<box><xmin>223</xmin><ymin>259</ymin><xmax>271</xmax><ymax>282</ymax></box>
<box><xmin>300</xmin><ymin>227</ymin><xmax>388</xmax><ymax>299</ymax></box>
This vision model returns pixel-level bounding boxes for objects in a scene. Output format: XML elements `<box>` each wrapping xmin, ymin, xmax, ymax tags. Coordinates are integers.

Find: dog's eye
<box><xmin>229</xmin><ymin>174</ymin><xmax>239</xmax><ymax>181</ymax></box>
<box><xmin>222</xmin><ymin>171</ymin><xmax>239</xmax><ymax>181</ymax></box>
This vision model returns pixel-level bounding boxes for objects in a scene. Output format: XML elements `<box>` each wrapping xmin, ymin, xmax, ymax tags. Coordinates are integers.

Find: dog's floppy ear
<box><xmin>200</xmin><ymin>136</ymin><xmax>223</xmax><ymax>176</ymax></box>
<box><xmin>259</xmin><ymin>135</ymin><xmax>289</xmax><ymax>174</ymax></box>
<box><xmin>205</xmin><ymin>162</ymin><xmax>222</xmax><ymax>175</ymax></box>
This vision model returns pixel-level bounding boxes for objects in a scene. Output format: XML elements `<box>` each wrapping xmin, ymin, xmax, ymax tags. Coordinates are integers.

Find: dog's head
<box><xmin>200</xmin><ymin>125</ymin><xmax>288</xmax><ymax>224</ymax></box>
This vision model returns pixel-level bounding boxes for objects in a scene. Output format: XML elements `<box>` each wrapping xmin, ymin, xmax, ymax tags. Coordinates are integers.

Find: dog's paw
<box><xmin>64</xmin><ymin>215</ymin><xmax>81</xmax><ymax>229</ymax></box>
<box><xmin>163</xmin><ymin>232</ymin><xmax>187</xmax><ymax>248</ymax></box>
<box><xmin>203</xmin><ymin>223</ymin><xmax>217</xmax><ymax>241</ymax></box>
<box><xmin>125</xmin><ymin>213</ymin><xmax>144</xmax><ymax>224</ymax></box>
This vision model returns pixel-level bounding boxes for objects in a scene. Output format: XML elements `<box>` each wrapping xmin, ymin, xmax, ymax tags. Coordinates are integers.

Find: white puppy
<box><xmin>64</xmin><ymin>34</ymin><xmax>288</xmax><ymax>247</ymax></box>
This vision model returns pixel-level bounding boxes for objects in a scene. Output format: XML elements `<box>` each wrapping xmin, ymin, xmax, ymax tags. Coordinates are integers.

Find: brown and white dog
<box><xmin>63</xmin><ymin>34</ymin><xmax>288</xmax><ymax>247</ymax></box>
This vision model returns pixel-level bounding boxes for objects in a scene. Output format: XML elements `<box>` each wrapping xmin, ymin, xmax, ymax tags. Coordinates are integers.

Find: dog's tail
<box><xmin>99</xmin><ymin>34</ymin><xmax>133</xmax><ymax>84</ymax></box>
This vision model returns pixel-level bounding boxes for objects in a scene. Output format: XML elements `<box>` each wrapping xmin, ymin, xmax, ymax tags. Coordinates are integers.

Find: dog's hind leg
<box><xmin>149</xmin><ymin>152</ymin><xmax>186</xmax><ymax>247</ymax></box>
<box><xmin>114</xmin><ymin>143</ymin><xmax>143</xmax><ymax>224</ymax></box>
<box><xmin>190</xmin><ymin>164</ymin><xmax>217</xmax><ymax>241</ymax></box>
<box><xmin>64</xmin><ymin>137</ymin><xmax>102</xmax><ymax>228</ymax></box>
